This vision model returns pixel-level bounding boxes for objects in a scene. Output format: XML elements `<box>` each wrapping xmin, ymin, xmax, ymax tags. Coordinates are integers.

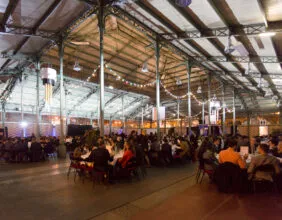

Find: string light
<box><xmin>160</xmin><ymin>82</ymin><xmax>215</xmax><ymax>105</ymax></box>
<box><xmin>86</xmin><ymin>65</ymin><xmax>100</xmax><ymax>82</ymax></box>
<box><xmin>105</xmin><ymin>65</ymin><xmax>156</xmax><ymax>88</ymax></box>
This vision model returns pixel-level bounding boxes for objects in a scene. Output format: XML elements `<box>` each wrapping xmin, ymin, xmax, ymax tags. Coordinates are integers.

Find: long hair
<box><xmin>198</xmin><ymin>138</ymin><xmax>213</xmax><ymax>160</ymax></box>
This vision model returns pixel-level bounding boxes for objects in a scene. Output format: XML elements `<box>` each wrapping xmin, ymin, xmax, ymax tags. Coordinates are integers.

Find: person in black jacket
<box><xmin>87</xmin><ymin>140</ymin><xmax>110</xmax><ymax>172</ymax></box>
<box><xmin>29</xmin><ymin>138</ymin><xmax>43</xmax><ymax>162</ymax></box>
<box><xmin>161</xmin><ymin>138</ymin><xmax>173</xmax><ymax>165</ymax></box>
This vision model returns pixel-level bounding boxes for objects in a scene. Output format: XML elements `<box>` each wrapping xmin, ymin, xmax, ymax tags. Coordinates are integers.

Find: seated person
<box><xmin>247</xmin><ymin>144</ymin><xmax>280</xmax><ymax>181</ymax></box>
<box><xmin>212</xmin><ymin>136</ymin><xmax>221</xmax><ymax>154</ymax></box>
<box><xmin>161</xmin><ymin>138</ymin><xmax>173</xmax><ymax>164</ymax></box>
<box><xmin>198</xmin><ymin>140</ymin><xmax>218</xmax><ymax>171</ymax></box>
<box><xmin>73</xmin><ymin>145</ymin><xmax>83</xmax><ymax>159</ymax></box>
<box><xmin>277</xmin><ymin>142</ymin><xmax>282</xmax><ymax>158</ymax></box>
<box><xmin>118</xmin><ymin>141</ymin><xmax>134</xmax><ymax>168</ymax></box>
<box><xmin>88</xmin><ymin>140</ymin><xmax>110</xmax><ymax>172</ymax></box>
<box><xmin>176</xmin><ymin>137</ymin><xmax>189</xmax><ymax>158</ymax></box>
<box><xmin>269</xmin><ymin>138</ymin><xmax>279</xmax><ymax>157</ymax></box>
<box><xmin>219</xmin><ymin>138</ymin><xmax>247</xmax><ymax>169</ymax></box>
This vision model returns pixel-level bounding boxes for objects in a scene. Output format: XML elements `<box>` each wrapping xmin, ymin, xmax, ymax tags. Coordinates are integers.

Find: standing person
<box><xmin>30</xmin><ymin>138</ymin><xmax>42</xmax><ymax>162</ymax></box>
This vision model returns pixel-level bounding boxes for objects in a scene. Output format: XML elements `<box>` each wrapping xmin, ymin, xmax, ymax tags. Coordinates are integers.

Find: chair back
<box><xmin>252</xmin><ymin>164</ymin><xmax>276</xmax><ymax>182</ymax></box>
<box><xmin>214</xmin><ymin>162</ymin><xmax>242</xmax><ymax>193</ymax></box>
<box><xmin>254</xmin><ymin>164</ymin><xmax>275</xmax><ymax>173</ymax></box>
<box><xmin>126</xmin><ymin>157</ymin><xmax>138</xmax><ymax>169</ymax></box>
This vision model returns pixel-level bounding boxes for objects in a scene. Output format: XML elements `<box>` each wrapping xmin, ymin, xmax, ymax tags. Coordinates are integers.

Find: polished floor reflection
<box><xmin>1</xmin><ymin>160</ymin><xmax>281</xmax><ymax>220</ymax></box>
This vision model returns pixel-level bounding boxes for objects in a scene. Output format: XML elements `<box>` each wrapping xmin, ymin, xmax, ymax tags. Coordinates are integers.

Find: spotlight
<box><xmin>20</xmin><ymin>121</ymin><xmax>28</xmax><ymax>128</ymax></box>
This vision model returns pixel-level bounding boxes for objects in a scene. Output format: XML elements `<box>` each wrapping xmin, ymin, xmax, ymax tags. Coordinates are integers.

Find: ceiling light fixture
<box><xmin>224</xmin><ymin>35</ymin><xmax>235</xmax><ymax>54</ymax></box>
<box><xmin>259</xmin><ymin>32</ymin><xmax>276</xmax><ymax>37</ymax></box>
<box><xmin>141</xmin><ymin>62</ymin><xmax>148</xmax><ymax>73</ymax></box>
<box><xmin>197</xmin><ymin>85</ymin><xmax>202</xmax><ymax>94</ymax></box>
<box><xmin>175</xmin><ymin>0</ymin><xmax>192</xmax><ymax>7</ymax></box>
<box><xmin>176</xmin><ymin>78</ymin><xmax>182</xmax><ymax>86</ymax></box>
<box><xmin>73</xmin><ymin>58</ymin><xmax>82</xmax><ymax>72</ymax></box>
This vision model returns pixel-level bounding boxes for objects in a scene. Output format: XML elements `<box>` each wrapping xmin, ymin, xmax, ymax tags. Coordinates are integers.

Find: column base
<box><xmin>58</xmin><ymin>144</ymin><xmax>66</xmax><ymax>159</ymax></box>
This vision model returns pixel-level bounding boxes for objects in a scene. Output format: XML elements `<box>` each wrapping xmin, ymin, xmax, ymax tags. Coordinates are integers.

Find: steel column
<box><xmin>35</xmin><ymin>60</ymin><xmax>40</xmax><ymax>141</ymax></box>
<box><xmin>177</xmin><ymin>100</ymin><xmax>180</xmax><ymax>127</ymax></box>
<box><xmin>233</xmin><ymin>89</ymin><xmax>236</xmax><ymax>136</ymax></box>
<box><xmin>20</xmin><ymin>73</ymin><xmax>24</xmax><ymax>137</ymax></box>
<box><xmin>222</xmin><ymin>84</ymin><xmax>226</xmax><ymax>135</ymax></box>
<box><xmin>187</xmin><ymin>61</ymin><xmax>192</xmax><ymax>138</ymax></box>
<box><xmin>247</xmin><ymin>113</ymin><xmax>251</xmax><ymax>149</ymax></box>
<box><xmin>141</xmin><ymin>107</ymin><xmax>144</xmax><ymax>128</ymax></box>
<box><xmin>109</xmin><ymin>116</ymin><xmax>112</xmax><ymax>134</ymax></box>
<box><xmin>58</xmin><ymin>37</ymin><xmax>66</xmax><ymax>158</ymax></box>
<box><xmin>155</xmin><ymin>38</ymin><xmax>161</xmax><ymax>144</ymax></box>
<box><xmin>122</xmin><ymin>95</ymin><xmax>125</xmax><ymax>130</ymax></box>
<box><xmin>208</xmin><ymin>73</ymin><xmax>211</xmax><ymax>135</ymax></box>
<box><xmin>279</xmin><ymin>108</ymin><xmax>282</xmax><ymax>128</ymax></box>
<box><xmin>98</xmin><ymin>2</ymin><xmax>105</xmax><ymax>137</ymax></box>
<box><xmin>1</xmin><ymin>103</ymin><xmax>5</xmax><ymax>129</ymax></box>
<box><xmin>202</xmin><ymin>102</ymin><xmax>205</xmax><ymax>124</ymax></box>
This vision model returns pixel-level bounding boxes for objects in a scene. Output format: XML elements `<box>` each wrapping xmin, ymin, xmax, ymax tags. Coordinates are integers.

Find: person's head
<box><xmin>198</xmin><ymin>141</ymin><xmax>213</xmax><ymax>159</ymax></box>
<box><xmin>124</xmin><ymin>141</ymin><xmax>131</xmax><ymax>151</ymax></box>
<box><xmin>213</xmin><ymin>137</ymin><xmax>220</xmax><ymax>146</ymax></box>
<box><xmin>258</xmin><ymin>144</ymin><xmax>269</xmax><ymax>155</ymax></box>
<box><xmin>269</xmin><ymin>138</ymin><xmax>278</xmax><ymax>148</ymax></box>
<box><xmin>98</xmin><ymin>140</ymin><xmax>105</xmax><ymax>148</ymax></box>
<box><xmin>163</xmin><ymin>138</ymin><xmax>168</xmax><ymax>143</ymax></box>
<box><xmin>278</xmin><ymin>142</ymin><xmax>282</xmax><ymax>153</ymax></box>
<box><xmin>227</xmin><ymin>138</ymin><xmax>237</xmax><ymax>149</ymax></box>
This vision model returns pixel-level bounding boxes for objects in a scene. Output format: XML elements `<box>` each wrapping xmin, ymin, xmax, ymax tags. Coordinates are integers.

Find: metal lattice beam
<box><xmin>161</xmin><ymin>22</ymin><xmax>282</xmax><ymax>40</ymax></box>
<box><xmin>0</xmin><ymin>0</ymin><xmax>19</xmax><ymax>31</ymax></box>
<box><xmin>192</xmin><ymin>55</ymin><xmax>282</xmax><ymax>64</ymax></box>
<box><xmin>105</xmin><ymin>93</ymin><xmax>126</xmax><ymax>108</ymax></box>
<box><xmin>67</xmin><ymin>87</ymin><xmax>98</xmax><ymax>116</ymax></box>
<box><xmin>0</xmin><ymin>0</ymin><xmax>63</xmax><ymax>71</ymax></box>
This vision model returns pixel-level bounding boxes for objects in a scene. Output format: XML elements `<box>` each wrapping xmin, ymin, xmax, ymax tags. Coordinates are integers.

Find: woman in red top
<box><xmin>118</xmin><ymin>141</ymin><xmax>134</xmax><ymax>168</ymax></box>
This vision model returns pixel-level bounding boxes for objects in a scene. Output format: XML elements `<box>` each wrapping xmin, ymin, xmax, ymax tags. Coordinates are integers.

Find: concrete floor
<box><xmin>1</xmin><ymin>160</ymin><xmax>281</xmax><ymax>220</ymax></box>
<box><xmin>0</xmin><ymin>160</ymin><xmax>196</xmax><ymax>220</ymax></box>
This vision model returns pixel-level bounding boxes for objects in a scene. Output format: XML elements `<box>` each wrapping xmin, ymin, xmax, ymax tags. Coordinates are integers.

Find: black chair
<box><xmin>251</xmin><ymin>164</ymin><xmax>277</xmax><ymax>193</ymax></box>
<box><xmin>214</xmin><ymin>162</ymin><xmax>243</xmax><ymax>193</ymax></box>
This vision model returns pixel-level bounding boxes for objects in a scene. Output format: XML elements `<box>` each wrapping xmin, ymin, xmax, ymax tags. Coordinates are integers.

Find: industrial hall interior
<box><xmin>1</xmin><ymin>0</ymin><xmax>282</xmax><ymax>220</ymax></box>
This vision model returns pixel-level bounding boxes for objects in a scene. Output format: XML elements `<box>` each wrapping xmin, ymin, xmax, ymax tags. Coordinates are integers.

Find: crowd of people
<box><xmin>197</xmin><ymin>135</ymin><xmax>282</xmax><ymax>192</ymax></box>
<box><xmin>0</xmin><ymin>135</ymin><xmax>59</xmax><ymax>162</ymax></box>
<box><xmin>1</xmin><ymin>129</ymin><xmax>282</xmax><ymax>192</ymax></box>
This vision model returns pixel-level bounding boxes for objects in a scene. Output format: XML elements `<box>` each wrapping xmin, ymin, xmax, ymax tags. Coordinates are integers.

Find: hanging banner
<box><xmin>152</xmin><ymin>107</ymin><xmax>166</xmax><ymax>121</ymax></box>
